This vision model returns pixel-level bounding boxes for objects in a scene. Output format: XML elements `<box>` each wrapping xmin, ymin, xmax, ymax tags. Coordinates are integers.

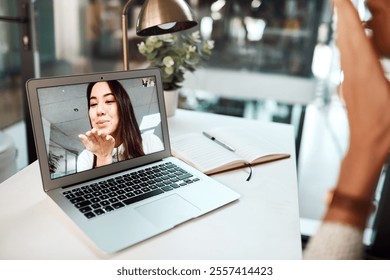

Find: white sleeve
<box><xmin>142</xmin><ymin>133</ymin><xmax>164</xmax><ymax>154</ymax></box>
<box><xmin>303</xmin><ymin>221</ymin><xmax>364</xmax><ymax>260</ymax></box>
<box><xmin>77</xmin><ymin>149</ymin><xmax>94</xmax><ymax>172</ymax></box>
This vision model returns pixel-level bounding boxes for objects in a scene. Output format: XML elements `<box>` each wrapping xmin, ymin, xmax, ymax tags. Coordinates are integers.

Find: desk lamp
<box><xmin>122</xmin><ymin>0</ymin><xmax>198</xmax><ymax>70</ymax></box>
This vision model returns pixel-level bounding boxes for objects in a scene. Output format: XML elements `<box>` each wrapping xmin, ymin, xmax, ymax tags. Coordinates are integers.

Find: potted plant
<box><xmin>138</xmin><ymin>31</ymin><xmax>214</xmax><ymax>116</ymax></box>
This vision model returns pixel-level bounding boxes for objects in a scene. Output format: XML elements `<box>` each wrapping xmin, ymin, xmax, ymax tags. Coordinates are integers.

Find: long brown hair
<box><xmin>86</xmin><ymin>80</ymin><xmax>145</xmax><ymax>167</ymax></box>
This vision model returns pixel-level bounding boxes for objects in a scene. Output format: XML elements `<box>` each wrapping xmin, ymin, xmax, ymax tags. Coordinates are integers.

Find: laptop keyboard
<box><xmin>62</xmin><ymin>162</ymin><xmax>199</xmax><ymax>219</ymax></box>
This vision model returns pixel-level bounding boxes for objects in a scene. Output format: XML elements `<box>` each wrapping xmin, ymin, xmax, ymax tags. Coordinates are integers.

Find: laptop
<box><xmin>26</xmin><ymin>68</ymin><xmax>240</xmax><ymax>253</ymax></box>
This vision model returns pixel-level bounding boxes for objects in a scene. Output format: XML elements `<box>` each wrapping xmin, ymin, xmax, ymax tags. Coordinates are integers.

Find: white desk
<box><xmin>0</xmin><ymin>110</ymin><xmax>301</xmax><ymax>259</ymax></box>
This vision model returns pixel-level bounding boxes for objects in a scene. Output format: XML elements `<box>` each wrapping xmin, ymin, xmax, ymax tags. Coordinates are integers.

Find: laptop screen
<box><xmin>28</xmin><ymin>70</ymin><xmax>169</xmax><ymax>188</ymax></box>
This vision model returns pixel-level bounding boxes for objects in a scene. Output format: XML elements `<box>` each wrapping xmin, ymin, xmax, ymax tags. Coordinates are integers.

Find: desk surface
<box><xmin>0</xmin><ymin>110</ymin><xmax>301</xmax><ymax>259</ymax></box>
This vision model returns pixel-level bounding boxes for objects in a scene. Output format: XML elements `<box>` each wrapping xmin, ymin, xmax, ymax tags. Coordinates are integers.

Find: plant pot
<box><xmin>164</xmin><ymin>89</ymin><xmax>179</xmax><ymax>117</ymax></box>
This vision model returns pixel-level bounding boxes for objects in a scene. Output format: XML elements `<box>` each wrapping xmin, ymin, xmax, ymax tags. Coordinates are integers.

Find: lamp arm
<box><xmin>122</xmin><ymin>0</ymin><xmax>135</xmax><ymax>70</ymax></box>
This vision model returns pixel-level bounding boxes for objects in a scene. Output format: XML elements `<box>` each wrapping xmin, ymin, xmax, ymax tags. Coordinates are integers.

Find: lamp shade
<box><xmin>136</xmin><ymin>0</ymin><xmax>197</xmax><ymax>36</ymax></box>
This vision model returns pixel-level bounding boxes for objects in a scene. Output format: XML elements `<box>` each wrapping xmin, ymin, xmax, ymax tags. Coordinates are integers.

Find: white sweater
<box><xmin>303</xmin><ymin>222</ymin><xmax>364</xmax><ymax>260</ymax></box>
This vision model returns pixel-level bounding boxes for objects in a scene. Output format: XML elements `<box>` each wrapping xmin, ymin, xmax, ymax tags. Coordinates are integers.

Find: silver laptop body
<box><xmin>26</xmin><ymin>68</ymin><xmax>240</xmax><ymax>253</ymax></box>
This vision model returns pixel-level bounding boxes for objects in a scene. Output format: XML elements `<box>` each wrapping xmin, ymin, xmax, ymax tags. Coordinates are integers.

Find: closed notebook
<box><xmin>171</xmin><ymin>126</ymin><xmax>290</xmax><ymax>175</ymax></box>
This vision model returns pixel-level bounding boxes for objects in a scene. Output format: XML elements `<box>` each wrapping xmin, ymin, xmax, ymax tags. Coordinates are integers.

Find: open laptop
<box><xmin>26</xmin><ymin>68</ymin><xmax>240</xmax><ymax>253</ymax></box>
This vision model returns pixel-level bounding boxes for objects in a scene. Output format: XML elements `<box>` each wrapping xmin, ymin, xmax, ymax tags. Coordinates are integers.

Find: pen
<box><xmin>202</xmin><ymin>132</ymin><xmax>236</xmax><ymax>152</ymax></box>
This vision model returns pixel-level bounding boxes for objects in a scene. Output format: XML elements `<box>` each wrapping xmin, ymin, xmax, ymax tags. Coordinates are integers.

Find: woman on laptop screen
<box><xmin>77</xmin><ymin>80</ymin><xmax>163</xmax><ymax>171</ymax></box>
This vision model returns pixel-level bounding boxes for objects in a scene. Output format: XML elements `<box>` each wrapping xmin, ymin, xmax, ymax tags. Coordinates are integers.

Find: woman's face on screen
<box><xmin>88</xmin><ymin>81</ymin><xmax>120</xmax><ymax>138</ymax></box>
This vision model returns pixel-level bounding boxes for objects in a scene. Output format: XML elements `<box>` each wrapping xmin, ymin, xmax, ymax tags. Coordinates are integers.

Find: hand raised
<box><xmin>79</xmin><ymin>128</ymin><xmax>116</xmax><ymax>167</ymax></box>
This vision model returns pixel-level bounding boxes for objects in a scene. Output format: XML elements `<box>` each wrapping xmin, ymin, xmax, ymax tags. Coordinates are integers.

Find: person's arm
<box><xmin>326</xmin><ymin>0</ymin><xmax>390</xmax><ymax>230</ymax></box>
<box><xmin>304</xmin><ymin>0</ymin><xmax>390</xmax><ymax>259</ymax></box>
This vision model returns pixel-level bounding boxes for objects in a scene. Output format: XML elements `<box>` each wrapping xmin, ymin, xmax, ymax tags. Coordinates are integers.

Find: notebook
<box><xmin>26</xmin><ymin>68</ymin><xmax>240</xmax><ymax>253</ymax></box>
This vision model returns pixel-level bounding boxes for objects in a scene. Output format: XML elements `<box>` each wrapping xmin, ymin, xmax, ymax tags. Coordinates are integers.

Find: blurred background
<box><xmin>0</xmin><ymin>0</ymin><xmax>331</xmax><ymax>173</ymax></box>
<box><xmin>1</xmin><ymin>0</ymin><xmax>384</xmax><ymax>251</ymax></box>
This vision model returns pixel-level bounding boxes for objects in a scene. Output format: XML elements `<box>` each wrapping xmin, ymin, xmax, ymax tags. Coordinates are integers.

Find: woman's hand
<box><xmin>79</xmin><ymin>128</ymin><xmax>116</xmax><ymax>167</ymax></box>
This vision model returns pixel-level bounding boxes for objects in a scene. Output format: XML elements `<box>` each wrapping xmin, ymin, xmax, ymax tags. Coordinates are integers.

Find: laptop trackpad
<box><xmin>135</xmin><ymin>194</ymin><xmax>201</xmax><ymax>228</ymax></box>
